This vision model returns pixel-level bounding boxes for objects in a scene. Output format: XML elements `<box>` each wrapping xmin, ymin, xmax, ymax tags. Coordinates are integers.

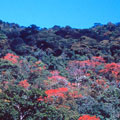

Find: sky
<box><xmin>0</xmin><ymin>0</ymin><xmax>120</xmax><ymax>29</ymax></box>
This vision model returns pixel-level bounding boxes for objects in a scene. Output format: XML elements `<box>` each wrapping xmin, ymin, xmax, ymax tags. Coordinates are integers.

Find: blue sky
<box><xmin>0</xmin><ymin>0</ymin><xmax>120</xmax><ymax>28</ymax></box>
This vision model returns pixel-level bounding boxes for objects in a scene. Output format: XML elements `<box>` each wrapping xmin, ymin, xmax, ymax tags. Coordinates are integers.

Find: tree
<box><xmin>0</xmin><ymin>32</ymin><xmax>7</xmax><ymax>39</ymax></box>
<box><xmin>0</xmin><ymin>85</ymin><xmax>59</xmax><ymax>120</ymax></box>
<box><xmin>20</xmin><ymin>24</ymin><xmax>39</xmax><ymax>38</ymax></box>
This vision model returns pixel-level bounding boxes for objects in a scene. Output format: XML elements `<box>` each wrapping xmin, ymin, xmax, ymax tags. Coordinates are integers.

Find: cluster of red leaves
<box><xmin>45</xmin><ymin>87</ymin><xmax>68</xmax><ymax>97</ymax></box>
<box><xmin>67</xmin><ymin>56</ymin><xmax>105</xmax><ymax>78</ymax></box>
<box><xmin>99</xmin><ymin>63</ymin><xmax>120</xmax><ymax>78</ymax></box>
<box><xmin>96</xmin><ymin>79</ymin><xmax>109</xmax><ymax>89</ymax></box>
<box><xmin>67</xmin><ymin>82</ymin><xmax>83</xmax><ymax>97</ymax></box>
<box><xmin>38</xmin><ymin>86</ymin><xmax>83</xmax><ymax>105</ymax></box>
<box><xmin>37</xmin><ymin>87</ymin><xmax>68</xmax><ymax>103</ymax></box>
<box><xmin>19</xmin><ymin>80</ymin><xmax>30</xmax><ymax>88</ymax></box>
<box><xmin>37</xmin><ymin>96</ymin><xmax>44</xmax><ymax>101</ymax></box>
<box><xmin>30</xmin><ymin>60</ymin><xmax>46</xmax><ymax>73</ymax></box>
<box><xmin>69</xmin><ymin>90</ymin><xmax>83</xmax><ymax>98</ymax></box>
<box><xmin>44</xmin><ymin>70</ymin><xmax>68</xmax><ymax>88</ymax></box>
<box><xmin>44</xmin><ymin>71</ymin><xmax>83</xmax><ymax>101</ymax></box>
<box><xmin>47</xmin><ymin>75</ymin><xmax>67</xmax><ymax>86</ymax></box>
<box><xmin>35</xmin><ymin>61</ymin><xmax>42</xmax><ymax>64</ymax></box>
<box><xmin>42</xmin><ymin>70</ymin><xmax>84</xmax><ymax>104</ymax></box>
<box><xmin>91</xmin><ymin>56</ymin><xmax>105</xmax><ymax>63</ymax></box>
<box><xmin>39</xmin><ymin>87</ymin><xmax>68</xmax><ymax>100</ymax></box>
<box><xmin>67</xmin><ymin>57</ymin><xmax>113</xmax><ymax>97</ymax></box>
<box><xmin>50</xmin><ymin>70</ymin><xmax>60</xmax><ymax>76</ymax></box>
<box><xmin>68</xmin><ymin>82</ymin><xmax>78</xmax><ymax>87</ymax></box>
<box><xmin>3</xmin><ymin>53</ymin><xmax>19</xmax><ymax>64</ymax></box>
<box><xmin>35</xmin><ymin>60</ymin><xmax>46</xmax><ymax>69</ymax></box>
<box><xmin>48</xmin><ymin>75</ymin><xmax>67</xmax><ymax>81</ymax></box>
<box><xmin>78</xmin><ymin>115</ymin><xmax>100</xmax><ymax>120</ymax></box>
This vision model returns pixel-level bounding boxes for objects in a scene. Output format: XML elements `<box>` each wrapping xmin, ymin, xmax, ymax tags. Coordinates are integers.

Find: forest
<box><xmin>0</xmin><ymin>20</ymin><xmax>120</xmax><ymax>120</ymax></box>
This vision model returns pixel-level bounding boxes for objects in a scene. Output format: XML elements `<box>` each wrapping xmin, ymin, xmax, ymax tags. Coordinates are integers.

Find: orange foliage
<box><xmin>96</xmin><ymin>79</ymin><xmax>107</xmax><ymax>89</ymax></box>
<box><xmin>50</xmin><ymin>70</ymin><xmax>60</xmax><ymax>76</ymax></box>
<box><xmin>78</xmin><ymin>115</ymin><xmax>100</xmax><ymax>120</ymax></box>
<box><xmin>45</xmin><ymin>87</ymin><xmax>68</xmax><ymax>98</ymax></box>
<box><xmin>100</xmin><ymin>63</ymin><xmax>120</xmax><ymax>78</ymax></box>
<box><xmin>69</xmin><ymin>91</ymin><xmax>83</xmax><ymax>98</ymax></box>
<box><xmin>37</xmin><ymin>96</ymin><xmax>44</xmax><ymax>102</ymax></box>
<box><xmin>48</xmin><ymin>75</ymin><xmax>67</xmax><ymax>81</ymax></box>
<box><xmin>3</xmin><ymin>53</ymin><xmax>19</xmax><ymax>64</ymax></box>
<box><xmin>67</xmin><ymin>56</ymin><xmax>105</xmax><ymax>78</ymax></box>
<box><xmin>19</xmin><ymin>80</ymin><xmax>30</xmax><ymax>88</ymax></box>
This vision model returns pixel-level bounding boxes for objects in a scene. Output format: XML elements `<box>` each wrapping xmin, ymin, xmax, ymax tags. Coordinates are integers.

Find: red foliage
<box><xmin>37</xmin><ymin>87</ymin><xmax>68</xmax><ymax>103</ymax></box>
<box><xmin>35</xmin><ymin>61</ymin><xmax>42</xmax><ymax>64</ymax></box>
<box><xmin>19</xmin><ymin>80</ymin><xmax>30</xmax><ymax>88</ymax></box>
<box><xmin>78</xmin><ymin>115</ymin><xmax>100</xmax><ymax>120</ymax></box>
<box><xmin>45</xmin><ymin>87</ymin><xmax>68</xmax><ymax>98</ymax></box>
<box><xmin>91</xmin><ymin>56</ymin><xmax>105</xmax><ymax>63</ymax></box>
<box><xmin>44</xmin><ymin>72</ymin><xmax>68</xmax><ymax>89</ymax></box>
<box><xmin>100</xmin><ymin>63</ymin><xmax>120</xmax><ymax>77</ymax></box>
<box><xmin>67</xmin><ymin>56</ymin><xmax>105</xmax><ymax>79</ymax></box>
<box><xmin>48</xmin><ymin>75</ymin><xmax>67</xmax><ymax>81</ymax></box>
<box><xmin>96</xmin><ymin>79</ymin><xmax>109</xmax><ymax>89</ymax></box>
<box><xmin>3</xmin><ymin>53</ymin><xmax>19</xmax><ymax>64</ymax></box>
<box><xmin>69</xmin><ymin>91</ymin><xmax>83</xmax><ymax>98</ymax></box>
<box><xmin>37</xmin><ymin>96</ymin><xmax>44</xmax><ymax>102</ymax></box>
<box><xmin>47</xmin><ymin>75</ymin><xmax>67</xmax><ymax>87</ymax></box>
<box><xmin>37</xmin><ymin>86</ymin><xmax>83</xmax><ymax>105</ymax></box>
<box><xmin>50</xmin><ymin>70</ymin><xmax>60</xmax><ymax>76</ymax></box>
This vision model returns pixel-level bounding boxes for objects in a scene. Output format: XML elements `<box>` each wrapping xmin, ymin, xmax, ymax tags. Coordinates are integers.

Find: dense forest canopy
<box><xmin>0</xmin><ymin>20</ymin><xmax>120</xmax><ymax>120</ymax></box>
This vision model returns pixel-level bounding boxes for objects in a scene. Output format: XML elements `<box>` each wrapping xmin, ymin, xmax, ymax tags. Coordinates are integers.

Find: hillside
<box><xmin>0</xmin><ymin>20</ymin><xmax>120</xmax><ymax>120</ymax></box>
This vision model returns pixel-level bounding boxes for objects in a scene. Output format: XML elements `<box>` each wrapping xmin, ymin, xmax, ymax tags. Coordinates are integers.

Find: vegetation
<box><xmin>0</xmin><ymin>20</ymin><xmax>120</xmax><ymax>119</ymax></box>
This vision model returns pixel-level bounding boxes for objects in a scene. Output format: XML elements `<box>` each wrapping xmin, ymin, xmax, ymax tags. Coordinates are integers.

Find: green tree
<box><xmin>0</xmin><ymin>32</ymin><xmax>7</xmax><ymax>39</ymax></box>
<box><xmin>0</xmin><ymin>85</ymin><xmax>59</xmax><ymax>120</ymax></box>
